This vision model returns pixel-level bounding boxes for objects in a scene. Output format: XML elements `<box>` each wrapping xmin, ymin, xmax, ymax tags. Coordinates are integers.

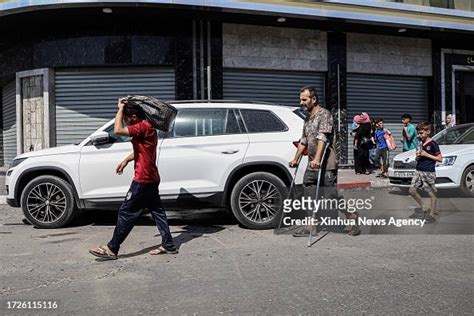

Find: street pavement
<box><xmin>1</xmin><ymin>187</ymin><xmax>473</xmax><ymax>315</ymax></box>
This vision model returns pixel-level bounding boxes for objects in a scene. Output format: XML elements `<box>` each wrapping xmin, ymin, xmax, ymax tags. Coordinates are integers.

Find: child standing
<box><xmin>401</xmin><ymin>113</ymin><xmax>418</xmax><ymax>152</ymax></box>
<box><xmin>374</xmin><ymin>118</ymin><xmax>390</xmax><ymax>178</ymax></box>
<box><xmin>408</xmin><ymin>122</ymin><xmax>443</xmax><ymax>223</ymax></box>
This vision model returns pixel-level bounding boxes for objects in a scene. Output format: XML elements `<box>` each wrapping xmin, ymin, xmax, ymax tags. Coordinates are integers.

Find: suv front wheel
<box><xmin>230</xmin><ymin>172</ymin><xmax>288</xmax><ymax>229</ymax></box>
<box><xmin>20</xmin><ymin>175</ymin><xmax>77</xmax><ymax>229</ymax></box>
<box><xmin>461</xmin><ymin>165</ymin><xmax>474</xmax><ymax>197</ymax></box>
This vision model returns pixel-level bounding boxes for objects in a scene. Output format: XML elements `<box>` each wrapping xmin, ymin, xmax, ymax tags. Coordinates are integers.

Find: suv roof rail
<box><xmin>167</xmin><ymin>99</ymin><xmax>295</xmax><ymax>107</ymax></box>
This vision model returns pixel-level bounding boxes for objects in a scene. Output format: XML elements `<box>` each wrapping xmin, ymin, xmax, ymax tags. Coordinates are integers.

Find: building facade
<box><xmin>0</xmin><ymin>0</ymin><xmax>473</xmax><ymax>166</ymax></box>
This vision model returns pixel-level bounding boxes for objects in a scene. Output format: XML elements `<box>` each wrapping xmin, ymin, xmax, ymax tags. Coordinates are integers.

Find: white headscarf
<box><xmin>446</xmin><ymin>114</ymin><xmax>456</xmax><ymax>128</ymax></box>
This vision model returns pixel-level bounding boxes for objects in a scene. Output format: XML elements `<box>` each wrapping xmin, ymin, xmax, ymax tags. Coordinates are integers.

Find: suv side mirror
<box><xmin>90</xmin><ymin>131</ymin><xmax>110</xmax><ymax>145</ymax></box>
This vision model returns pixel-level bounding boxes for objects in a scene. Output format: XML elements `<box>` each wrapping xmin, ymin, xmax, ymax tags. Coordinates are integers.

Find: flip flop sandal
<box><xmin>424</xmin><ymin>215</ymin><xmax>436</xmax><ymax>224</ymax></box>
<box><xmin>149</xmin><ymin>246</ymin><xmax>179</xmax><ymax>255</ymax></box>
<box><xmin>89</xmin><ymin>246</ymin><xmax>118</xmax><ymax>260</ymax></box>
<box><xmin>343</xmin><ymin>225</ymin><xmax>353</xmax><ymax>232</ymax></box>
<box><xmin>348</xmin><ymin>226</ymin><xmax>361</xmax><ymax>236</ymax></box>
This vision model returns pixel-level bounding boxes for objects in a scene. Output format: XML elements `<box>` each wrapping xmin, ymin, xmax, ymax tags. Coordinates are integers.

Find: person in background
<box><xmin>445</xmin><ymin>114</ymin><xmax>455</xmax><ymax>129</ymax></box>
<box><xmin>400</xmin><ymin>113</ymin><xmax>418</xmax><ymax>152</ymax></box>
<box><xmin>369</xmin><ymin>118</ymin><xmax>377</xmax><ymax>171</ymax></box>
<box><xmin>374</xmin><ymin>118</ymin><xmax>390</xmax><ymax>178</ymax></box>
<box><xmin>353</xmin><ymin>113</ymin><xmax>372</xmax><ymax>175</ymax></box>
<box><xmin>351</xmin><ymin>121</ymin><xmax>360</xmax><ymax>173</ymax></box>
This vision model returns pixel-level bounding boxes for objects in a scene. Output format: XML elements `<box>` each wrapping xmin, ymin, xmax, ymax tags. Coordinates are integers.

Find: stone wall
<box><xmin>223</xmin><ymin>24</ymin><xmax>327</xmax><ymax>71</ymax></box>
<box><xmin>347</xmin><ymin>33</ymin><xmax>432</xmax><ymax>76</ymax></box>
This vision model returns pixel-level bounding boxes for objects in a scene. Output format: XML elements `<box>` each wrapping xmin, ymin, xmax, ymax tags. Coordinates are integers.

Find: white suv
<box><xmin>6</xmin><ymin>101</ymin><xmax>307</xmax><ymax>229</ymax></box>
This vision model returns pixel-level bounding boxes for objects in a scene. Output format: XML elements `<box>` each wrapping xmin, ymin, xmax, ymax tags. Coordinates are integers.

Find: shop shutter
<box><xmin>2</xmin><ymin>81</ymin><xmax>17</xmax><ymax>166</ymax></box>
<box><xmin>223</xmin><ymin>69</ymin><xmax>325</xmax><ymax>107</ymax></box>
<box><xmin>347</xmin><ymin>74</ymin><xmax>428</xmax><ymax>165</ymax></box>
<box><xmin>55</xmin><ymin>68</ymin><xmax>175</xmax><ymax>145</ymax></box>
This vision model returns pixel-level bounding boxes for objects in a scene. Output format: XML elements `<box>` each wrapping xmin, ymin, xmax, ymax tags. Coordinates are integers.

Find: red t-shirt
<box><xmin>127</xmin><ymin>120</ymin><xmax>160</xmax><ymax>183</ymax></box>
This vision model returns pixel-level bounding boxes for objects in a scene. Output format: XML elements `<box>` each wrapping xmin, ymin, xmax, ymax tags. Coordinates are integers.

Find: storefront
<box><xmin>0</xmin><ymin>0</ymin><xmax>473</xmax><ymax>165</ymax></box>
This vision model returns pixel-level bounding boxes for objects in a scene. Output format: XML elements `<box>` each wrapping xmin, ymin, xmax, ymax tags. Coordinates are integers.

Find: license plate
<box><xmin>394</xmin><ymin>171</ymin><xmax>414</xmax><ymax>178</ymax></box>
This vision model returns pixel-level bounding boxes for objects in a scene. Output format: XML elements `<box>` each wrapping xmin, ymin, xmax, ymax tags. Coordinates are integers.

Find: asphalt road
<box><xmin>0</xmin><ymin>188</ymin><xmax>473</xmax><ymax>315</ymax></box>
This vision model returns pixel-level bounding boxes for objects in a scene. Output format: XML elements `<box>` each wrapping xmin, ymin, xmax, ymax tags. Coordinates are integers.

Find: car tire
<box><xmin>20</xmin><ymin>175</ymin><xmax>77</xmax><ymax>229</ymax></box>
<box><xmin>461</xmin><ymin>165</ymin><xmax>474</xmax><ymax>197</ymax></box>
<box><xmin>230</xmin><ymin>172</ymin><xmax>288</xmax><ymax>230</ymax></box>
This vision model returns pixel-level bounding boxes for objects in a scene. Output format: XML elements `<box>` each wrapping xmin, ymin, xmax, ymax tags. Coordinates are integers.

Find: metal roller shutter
<box><xmin>2</xmin><ymin>82</ymin><xmax>17</xmax><ymax>166</ymax></box>
<box><xmin>347</xmin><ymin>74</ymin><xmax>428</xmax><ymax>165</ymax></box>
<box><xmin>55</xmin><ymin>68</ymin><xmax>175</xmax><ymax>146</ymax></box>
<box><xmin>223</xmin><ymin>69</ymin><xmax>325</xmax><ymax>107</ymax></box>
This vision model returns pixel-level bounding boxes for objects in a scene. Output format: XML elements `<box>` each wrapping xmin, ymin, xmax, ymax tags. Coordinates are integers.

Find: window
<box><xmin>457</xmin><ymin>129</ymin><xmax>474</xmax><ymax>144</ymax></box>
<box><xmin>433</xmin><ymin>125</ymin><xmax>474</xmax><ymax>145</ymax></box>
<box><xmin>430</xmin><ymin>0</ymin><xmax>454</xmax><ymax>9</ymax></box>
<box><xmin>169</xmin><ymin>109</ymin><xmax>241</xmax><ymax>138</ymax></box>
<box><xmin>240</xmin><ymin>109</ymin><xmax>287</xmax><ymax>133</ymax></box>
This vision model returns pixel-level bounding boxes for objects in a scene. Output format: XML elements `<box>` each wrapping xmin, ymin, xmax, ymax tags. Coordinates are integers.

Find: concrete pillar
<box><xmin>16</xmin><ymin>68</ymin><xmax>55</xmax><ymax>155</ymax></box>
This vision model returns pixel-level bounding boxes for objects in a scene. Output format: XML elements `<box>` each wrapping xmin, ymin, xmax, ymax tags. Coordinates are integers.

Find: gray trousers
<box><xmin>302</xmin><ymin>168</ymin><xmax>337</xmax><ymax>199</ymax></box>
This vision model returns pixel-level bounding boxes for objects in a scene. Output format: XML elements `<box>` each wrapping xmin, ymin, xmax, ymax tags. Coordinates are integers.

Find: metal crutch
<box><xmin>307</xmin><ymin>142</ymin><xmax>330</xmax><ymax>247</ymax></box>
<box><xmin>276</xmin><ymin>154</ymin><xmax>303</xmax><ymax>234</ymax></box>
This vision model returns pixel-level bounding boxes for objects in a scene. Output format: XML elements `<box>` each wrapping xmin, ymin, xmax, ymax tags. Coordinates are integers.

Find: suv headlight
<box><xmin>10</xmin><ymin>157</ymin><xmax>28</xmax><ymax>168</ymax></box>
<box><xmin>436</xmin><ymin>156</ymin><xmax>456</xmax><ymax>167</ymax></box>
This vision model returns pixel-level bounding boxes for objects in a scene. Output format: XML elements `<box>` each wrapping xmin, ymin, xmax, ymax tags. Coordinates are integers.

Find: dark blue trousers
<box><xmin>108</xmin><ymin>181</ymin><xmax>175</xmax><ymax>254</ymax></box>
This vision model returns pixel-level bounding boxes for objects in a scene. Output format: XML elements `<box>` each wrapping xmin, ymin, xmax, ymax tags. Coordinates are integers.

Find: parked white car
<box><xmin>6</xmin><ymin>101</ymin><xmax>308</xmax><ymax>229</ymax></box>
<box><xmin>388</xmin><ymin>123</ymin><xmax>474</xmax><ymax>196</ymax></box>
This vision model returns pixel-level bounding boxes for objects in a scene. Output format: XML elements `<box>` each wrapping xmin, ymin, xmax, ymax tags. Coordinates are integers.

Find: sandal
<box><xmin>149</xmin><ymin>245</ymin><xmax>179</xmax><ymax>255</ymax></box>
<box><xmin>424</xmin><ymin>215</ymin><xmax>436</xmax><ymax>224</ymax></box>
<box><xmin>348</xmin><ymin>225</ymin><xmax>361</xmax><ymax>236</ymax></box>
<box><xmin>343</xmin><ymin>225</ymin><xmax>353</xmax><ymax>232</ymax></box>
<box><xmin>89</xmin><ymin>246</ymin><xmax>118</xmax><ymax>260</ymax></box>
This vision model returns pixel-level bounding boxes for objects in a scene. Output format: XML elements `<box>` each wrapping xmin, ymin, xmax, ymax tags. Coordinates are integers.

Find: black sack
<box><xmin>122</xmin><ymin>95</ymin><xmax>177</xmax><ymax>132</ymax></box>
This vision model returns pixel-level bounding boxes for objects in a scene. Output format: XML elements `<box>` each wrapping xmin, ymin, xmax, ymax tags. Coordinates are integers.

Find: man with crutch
<box><xmin>289</xmin><ymin>86</ymin><xmax>346</xmax><ymax>237</ymax></box>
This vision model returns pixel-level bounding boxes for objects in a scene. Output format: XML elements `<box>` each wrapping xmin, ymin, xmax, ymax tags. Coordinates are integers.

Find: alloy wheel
<box><xmin>465</xmin><ymin>170</ymin><xmax>474</xmax><ymax>193</ymax></box>
<box><xmin>238</xmin><ymin>180</ymin><xmax>281</xmax><ymax>224</ymax></box>
<box><xmin>26</xmin><ymin>183</ymin><xmax>67</xmax><ymax>224</ymax></box>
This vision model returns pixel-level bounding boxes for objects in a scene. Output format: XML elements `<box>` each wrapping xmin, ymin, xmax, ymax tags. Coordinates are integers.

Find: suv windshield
<box><xmin>432</xmin><ymin>124</ymin><xmax>474</xmax><ymax>145</ymax></box>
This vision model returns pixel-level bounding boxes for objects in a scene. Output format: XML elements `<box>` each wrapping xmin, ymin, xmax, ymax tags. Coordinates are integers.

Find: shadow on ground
<box><xmin>72</xmin><ymin>209</ymin><xmax>238</xmax><ymax>228</ymax></box>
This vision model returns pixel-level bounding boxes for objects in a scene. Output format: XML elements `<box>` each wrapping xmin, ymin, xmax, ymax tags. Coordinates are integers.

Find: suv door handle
<box><xmin>221</xmin><ymin>149</ymin><xmax>239</xmax><ymax>154</ymax></box>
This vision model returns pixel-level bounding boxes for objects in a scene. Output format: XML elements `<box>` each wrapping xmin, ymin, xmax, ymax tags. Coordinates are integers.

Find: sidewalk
<box><xmin>337</xmin><ymin>168</ymin><xmax>390</xmax><ymax>190</ymax></box>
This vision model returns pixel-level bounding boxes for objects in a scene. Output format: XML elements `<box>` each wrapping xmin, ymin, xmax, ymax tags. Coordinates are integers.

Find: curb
<box><xmin>337</xmin><ymin>180</ymin><xmax>391</xmax><ymax>190</ymax></box>
<box><xmin>337</xmin><ymin>182</ymin><xmax>371</xmax><ymax>190</ymax></box>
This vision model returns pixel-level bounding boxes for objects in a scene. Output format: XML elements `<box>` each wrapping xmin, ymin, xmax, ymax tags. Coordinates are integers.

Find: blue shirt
<box><xmin>416</xmin><ymin>140</ymin><xmax>441</xmax><ymax>172</ymax></box>
<box><xmin>375</xmin><ymin>128</ymin><xmax>387</xmax><ymax>149</ymax></box>
<box><xmin>403</xmin><ymin>123</ymin><xmax>418</xmax><ymax>152</ymax></box>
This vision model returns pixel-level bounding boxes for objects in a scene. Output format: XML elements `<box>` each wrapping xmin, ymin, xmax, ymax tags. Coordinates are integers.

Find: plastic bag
<box><xmin>384</xmin><ymin>129</ymin><xmax>397</xmax><ymax>151</ymax></box>
<box><xmin>123</xmin><ymin>95</ymin><xmax>177</xmax><ymax>132</ymax></box>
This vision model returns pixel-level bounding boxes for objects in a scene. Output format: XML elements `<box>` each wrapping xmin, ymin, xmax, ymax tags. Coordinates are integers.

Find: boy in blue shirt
<box><xmin>374</xmin><ymin>118</ymin><xmax>390</xmax><ymax>178</ymax></box>
<box><xmin>408</xmin><ymin>122</ymin><xmax>443</xmax><ymax>223</ymax></box>
<box><xmin>401</xmin><ymin>113</ymin><xmax>417</xmax><ymax>152</ymax></box>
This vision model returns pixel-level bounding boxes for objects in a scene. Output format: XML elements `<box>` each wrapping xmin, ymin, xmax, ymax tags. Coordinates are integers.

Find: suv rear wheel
<box><xmin>230</xmin><ymin>172</ymin><xmax>288</xmax><ymax>229</ymax></box>
<box><xmin>20</xmin><ymin>175</ymin><xmax>77</xmax><ymax>229</ymax></box>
